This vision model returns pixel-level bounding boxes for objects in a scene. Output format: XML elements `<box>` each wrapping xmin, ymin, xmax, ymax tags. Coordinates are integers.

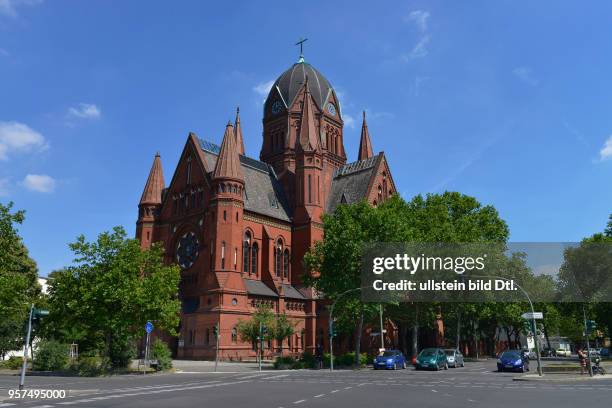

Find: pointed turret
<box><xmin>297</xmin><ymin>77</ymin><xmax>321</xmax><ymax>153</ymax></box>
<box><xmin>213</xmin><ymin>122</ymin><xmax>243</xmax><ymax>181</ymax></box>
<box><xmin>139</xmin><ymin>153</ymin><xmax>165</xmax><ymax>205</ymax></box>
<box><xmin>358</xmin><ymin>111</ymin><xmax>374</xmax><ymax>161</ymax></box>
<box><xmin>234</xmin><ymin>107</ymin><xmax>245</xmax><ymax>156</ymax></box>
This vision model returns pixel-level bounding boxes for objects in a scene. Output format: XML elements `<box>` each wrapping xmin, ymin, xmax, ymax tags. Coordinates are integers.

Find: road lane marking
<box><xmin>292</xmin><ymin>399</ymin><xmax>306</xmax><ymax>404</ymax></box>
<box><xmin>314</xmin><ymin>394</ymin><xmax>325</xmax><ymax>398</ymax></box>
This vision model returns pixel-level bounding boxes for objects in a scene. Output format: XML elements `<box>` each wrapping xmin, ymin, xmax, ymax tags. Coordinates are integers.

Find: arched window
<box><xmin>275</xmin><ymin>240</ymin><xmax>283</xmax><ymax>277</ymax></box>
<box><xmin>243</xmin><ymin>232</ymin><xmax>251</xmax><ymax>273</ymax></box>
<box><xmin>283</xmin><ymin>249</ymin><xmax>290</xmax><ymax>279</ymax></box>
<box><xmin>251</xmin><ymin>242</ymin><xmax>258</xmax><ymax>276</ymax></box>
<box><xmin>231</xmin><ymin>327</ymin><xmax>238</xmax><ymax>343</ymax></box>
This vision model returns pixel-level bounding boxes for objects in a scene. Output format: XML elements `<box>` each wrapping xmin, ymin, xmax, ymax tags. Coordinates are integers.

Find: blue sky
<box><xmin>2</xmin><ymin>1</ymin><xmax>612</xmax><ymax>277</ymax></box>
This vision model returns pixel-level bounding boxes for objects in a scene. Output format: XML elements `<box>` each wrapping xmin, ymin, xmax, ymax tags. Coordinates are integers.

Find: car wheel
<box><xmin>402</xmin><ymin>361</ymin><xmax>407</xmax><ymax>369</ymax></box>
<box><xmin>498</xmin><ymin>367</ymin><xmax>503</xmax><ymax>372</ymax></box>
<box><xmin>461</xmin><ymin>361</ymin><xmax>465</xmax><ymax>367</ymax></box>
<box><xmin>392</xmin><ymin>363</ymin><xmax>397</xmax><ymax>370</ymax></box>
<box><xmin>444</xmin><ymin>362</ymin><xmax>448</xmax><ymax>370</ymax></box>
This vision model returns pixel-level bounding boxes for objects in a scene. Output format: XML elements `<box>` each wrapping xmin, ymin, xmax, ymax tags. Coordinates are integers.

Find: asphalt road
<box><xmin>0</xmin><ymin>361</ymin><xmax>610</xmax><ymax>408</ymax></box>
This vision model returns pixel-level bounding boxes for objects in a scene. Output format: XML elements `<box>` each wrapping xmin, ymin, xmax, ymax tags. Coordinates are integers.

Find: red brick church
<box><xmin>136</xmin><ymin>54</ymin><xmax>397</xmax><ymax>360</ymax></box>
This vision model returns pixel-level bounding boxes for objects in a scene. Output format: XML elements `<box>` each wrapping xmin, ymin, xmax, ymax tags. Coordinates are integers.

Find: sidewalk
<box><xmin>170</xmin><ymin>360</ymin><xmax>275</xmax><ymax>373</ymax></box>
<box><xmin>514</xmin><ymin>373</ymin><xmax>612</xmax><ymax>382</ymax></box>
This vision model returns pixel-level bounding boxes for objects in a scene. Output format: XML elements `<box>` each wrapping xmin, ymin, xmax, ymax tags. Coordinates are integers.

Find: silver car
<box><xmin>444</xmin><ymin>349</ymin><xmax>465</xmax><ymax>368</ymax></box>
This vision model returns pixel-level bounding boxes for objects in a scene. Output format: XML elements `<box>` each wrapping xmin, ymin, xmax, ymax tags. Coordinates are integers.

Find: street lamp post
<box><xmin>482</xmin><ymin>276</ymin><xmax>542</xmax><ymax>376</ymax></box>
<box><xmin>328</xmin><ymin>287</ymin><xmax>365</xmax><ymax>371</ymax></box>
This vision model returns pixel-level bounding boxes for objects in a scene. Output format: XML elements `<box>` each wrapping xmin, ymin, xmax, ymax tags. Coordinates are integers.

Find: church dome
<box><xmin>264</xmin><ymin>60</ymin><xmax>334</xmax><ymax>115</ymax></box>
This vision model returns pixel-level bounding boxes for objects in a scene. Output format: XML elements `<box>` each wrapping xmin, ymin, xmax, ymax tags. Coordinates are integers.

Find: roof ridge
<box><xmin>333</xmin><ymin>154</ymin><xmax>379</xmax><ymax>178</ymax></box>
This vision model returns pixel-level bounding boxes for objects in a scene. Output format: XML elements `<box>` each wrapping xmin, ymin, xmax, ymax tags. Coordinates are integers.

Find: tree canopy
<box><xmin>46</xmin><ymin>226</ymin><xmax>180</xmax><ymax>368</ymax></box>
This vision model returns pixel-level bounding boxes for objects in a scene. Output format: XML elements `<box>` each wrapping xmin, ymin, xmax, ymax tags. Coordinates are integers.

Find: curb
<box><xmin>514</xmin><ymin>374</ymin><xmax>612</xmax><ymax>382</ymax></box>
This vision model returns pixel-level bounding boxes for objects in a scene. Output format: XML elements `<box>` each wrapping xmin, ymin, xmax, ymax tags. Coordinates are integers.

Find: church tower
<box><xmin>293</xmin><ymin>77</ymin><xmax>324</xmax><ymax>223</ymax></box>
<box><xmin>136</xmin><ymin>153</ymin><xmax>165</xmax><ymax>249</ymax></box>
<box><xmin>260</xmin><ymin>55</ymin><xmax>346</xmax><ymax>208</ymax></box>
<box><xmin>210</xmin><ymin>122</ymin><xmax>245</xmax><ymax>276</ymax></box>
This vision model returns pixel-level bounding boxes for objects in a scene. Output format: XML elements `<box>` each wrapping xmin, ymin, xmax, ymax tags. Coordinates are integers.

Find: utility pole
<box><xmin>214</xmin><ymin>323</ymin><xmax>219</xmax><ymax>372</ymax></box>
<box><xmin>379</xmin><ymin>304</ymin><xmax>384</xmax><ymax>350</ymax></box>
<box><xmin>19</xmin><ymin>305</ymin><xmax>48</xmax><ymax>390</ymax></box>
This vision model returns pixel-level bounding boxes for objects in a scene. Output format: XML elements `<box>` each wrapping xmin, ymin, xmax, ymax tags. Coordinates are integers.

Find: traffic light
<box><xmin>213</xmin><ymin>323</ymin><xmax>219</xmax><ymax>338</ymax></box>
<box><xmin>586</xmin><ymin>320</ymin><xmax>597</xmax><ymax>334</ymax></box>
<box><xmin>522</xmin><ymin>320</ymin><xmax>533</xmax><ymax>335</ymax></box>
<box><xmin>261</xmin><ymin>325</ymin><xmax>268</xmax><ymax>335</ymax></box>
<box><xmin>32</xmin><ymin>308</ymin><xmax>49</xmax><ymax>323</ymax></box>
<box><xmin>329</xmin><ymin>322</ymin><xmax>338</xmax><ymax>338</ymax></box>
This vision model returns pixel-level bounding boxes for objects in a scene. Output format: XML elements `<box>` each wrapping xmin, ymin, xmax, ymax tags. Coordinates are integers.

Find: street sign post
<box><xmin>521</xmin><ymin>312</ymin><xmax>543</xmax><ymax>320</ymax></box>
<box><xmin>144</xmin><ymin>321</ymin><xmax>154</xmax><ymax>375</ymax></box>
<box><xmin>19</xmin><ymin>305</ymin><xmax>49</xmax><ymax>390</ymax></box>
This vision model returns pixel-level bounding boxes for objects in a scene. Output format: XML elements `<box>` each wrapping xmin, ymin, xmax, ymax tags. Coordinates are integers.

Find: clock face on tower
<box><xmin>326</xmin><ymin>103</ymin><xmax>337</xmax><ymax>116</ymax></box>
<box><xmin>176</xmin><ymin>232</ymin><xmax>199</xmax><ymax>270</ymax></box>
<box><xmin>271</xmin><ymin>100</ymin><xmax>284</xmax><ymax>115</ymax></box>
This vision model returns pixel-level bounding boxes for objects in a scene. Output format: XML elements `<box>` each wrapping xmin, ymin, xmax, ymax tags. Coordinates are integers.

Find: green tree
<box><xmin>271</xmin><ymin>313</ymin><xmax>295</xmax><ymax>356</ymax></box>
<box><xmin>0</xmin><ymin>202</ymin><xmax>40</xmax><ymax>359</ymax></box>
<box><xmin>236</xmin><ymin>306</ymin><xmax>274</xmax><ymax>359</ymax></box>
<box><xmin>46</xmin><ymin>226</ymin><xmax>180</xmax><ymax>369</ymax></box>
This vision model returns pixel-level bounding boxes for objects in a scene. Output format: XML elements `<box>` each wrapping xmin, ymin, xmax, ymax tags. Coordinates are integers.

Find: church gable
<box><xmin>159</xmin><ymin>134</ymin><xmax>210</xmax><ymax>219</ymax></box>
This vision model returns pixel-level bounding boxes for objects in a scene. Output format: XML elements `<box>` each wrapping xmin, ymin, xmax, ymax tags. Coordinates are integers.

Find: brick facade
<box><xmin>136</xmin><ymin>58</ymin><xmax>397</xmax><ymax>360</ymax></box>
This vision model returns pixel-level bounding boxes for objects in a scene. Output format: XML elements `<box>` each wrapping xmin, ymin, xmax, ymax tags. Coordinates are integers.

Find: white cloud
<box><xmin>0</xmin><ymin>177</ymin><xmax>10</xmax><ymax>196</ymax></box>
<box><xmin>22</xmin><ymin>174</ymin><xmax>55</xmax><ymax>193</ymax></box>
<box><xmin>599</xmin><ymin>135</ymin><xmax>612</xmax><ymax>161</ymax></box>
<box><xmin>513</xmin><ymin>67</ymin><xmax>539</xmax><ymax>86</ymax></box>
<box><xmin>405</xmin><ymin>10</ymin><xmax>430</xmax><ymax>33</ymax></box>
<box><xmin>0</xmin><ymin>121</ymin><xmax>48</xmax><ymax>160</ymax></box>
<box><xmin>343</xmin><ymin>113</ymin><xmax>355</xmax><ymax>129</ymax></box>
<box><xmin>401</xmin><ymin>35</ymin><xmax>431</xmax><ymax>61</ymax></box>
<box><xmin>0</xmin><ymin>0</ymin><xmax>43</xmax><ymax>19</ymax></box>
<box><xmin>253</xmin><ymin>80</ymin><xmax>274</xmax><ymax>97</ymax></box>
<box><xmin>67</xmin><ymin>103</ymin><xmax>101</xmax><ymax>120</ymax></box>
<box><xmin>253</xmin><ymin>80</ymin><xmax>274</xmax><ymax>105</ymax></box>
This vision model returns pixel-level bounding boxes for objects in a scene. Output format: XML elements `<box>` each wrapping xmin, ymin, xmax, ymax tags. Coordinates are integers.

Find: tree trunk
<box><xmin>399</xmin><ymin>323</ymin><xmax>407</xmax><ymax>355</ymax></box>
<box><xmin>411</xmin><ymin>304</ymin><xmax>419</xmax><ymax>358</ymax></box>
<box><xmin>354</xmin><ymin>309</ymin><xmax>364</xmax><ymax>367</ymax></box>
<box><xmin>455</xmin><ymin>307</ymin><xmax>461</xmax><ymax>350</ymax></box>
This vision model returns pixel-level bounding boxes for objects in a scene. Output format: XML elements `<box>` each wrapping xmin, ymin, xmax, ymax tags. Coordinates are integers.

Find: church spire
<box><xmin>234</xmin><ymin>107</ymin><xmax>245</xmax><ymax>156</ymax></box>
<box><xmin>358</xmin><ymin>110</ymin><xmax>374</xmax><ymax>161</ymax></box>
<box><xmin>297</xmin><ymin>77</ymin><xmax>320</xmax><ymax>153</ymax></box>
<box><xmin>213</xmin><ymin>122</ymin><xmax>243</xmax><ymax>181</ymax></box>
<box><xmin>139</xmin><ymin>152</ymin><xmax>165</xmax><ymax>206</ymax></box>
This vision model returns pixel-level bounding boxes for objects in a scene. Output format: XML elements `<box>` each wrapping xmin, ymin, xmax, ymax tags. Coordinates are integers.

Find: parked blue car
<box><xmin>497</xmin><ymin>350</ymin><xmax>529</xmax><ymax>373</ymax></box>
<box><xmin>373</xmin><ymin>350</ymin><xmax>407</xmax><ymax>370</ymax></box>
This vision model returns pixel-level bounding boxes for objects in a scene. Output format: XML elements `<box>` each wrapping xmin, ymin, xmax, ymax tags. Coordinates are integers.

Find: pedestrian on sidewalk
<box><xmin>577</xmin><ymin>347</ymin><xmax>587</xmax><ymax>375</ymax></box>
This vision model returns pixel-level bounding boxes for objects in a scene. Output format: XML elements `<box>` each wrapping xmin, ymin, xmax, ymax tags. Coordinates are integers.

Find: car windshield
<box><xmin>501</xmin><ymin>351</ymin><xmax>520</xmax><ymax>359</ymax></box>
<box><xmin>420</xmin><ymin>349</ymin><xmax>437</xmax><ymax>356</ymax></box>
<box><xmin>444</xmin><ymin>350</ymin><xmax>455</xmax><ymax>356</ymax></box>
<box><xmin>382</xmin><ymin>351</ymin><xmax>397</xmax><ymax>357</ymax></box>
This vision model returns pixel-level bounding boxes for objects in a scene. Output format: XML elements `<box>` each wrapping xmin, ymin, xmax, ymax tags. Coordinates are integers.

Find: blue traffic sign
<box><xmin>145</xmin><ymin>321</ymin><xmax>154</xmax><ymax>334</ymax></box>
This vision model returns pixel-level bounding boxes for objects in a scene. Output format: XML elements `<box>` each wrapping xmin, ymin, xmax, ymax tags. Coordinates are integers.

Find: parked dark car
<box><xmin>415</xmin><ymin>348</ymin><xmax>448</xmax><ymax>371</ymax></box>
<box><xmin>497</xmin><ymin>350</ymin><xmax>529</xmax><ymax>372</ymax></box>
<box><xmin>373</xmin><ymin>350</ymin><xmax>407</xmax><ymax>370</ymax></box>
<box><xmin>599</xmin><ymin>348</ymin><xmax>610</xmax><ymax>358</ymax></box>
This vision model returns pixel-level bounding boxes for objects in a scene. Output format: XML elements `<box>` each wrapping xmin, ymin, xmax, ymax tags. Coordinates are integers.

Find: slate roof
<box><xmin>326</xmin><ymin>154</ymin><xmax>380</xmax><ymax>214</ymax></box>
<box><xmin>244</xmin><ymin>280</ymin><xmax>306</xmax><ymax>300</ymax></box>
<box><xmin>244</xmin><ymin>280</ymin><xmax>278</xmax><ymax>297</ymax></box>
<box><xmin>199</xmin><ymin>139</ymin><xmax>292</xmax><ymax>221</ymax></box>
<box><xmin>281</xmin><ymin>284</ymin><xmax>306</xmax><ymax>300</ymax></box>
<box><xmin>265</xmin><ymin>61</ymin><xmax>333</xmax><ymax>114</ymax></box>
